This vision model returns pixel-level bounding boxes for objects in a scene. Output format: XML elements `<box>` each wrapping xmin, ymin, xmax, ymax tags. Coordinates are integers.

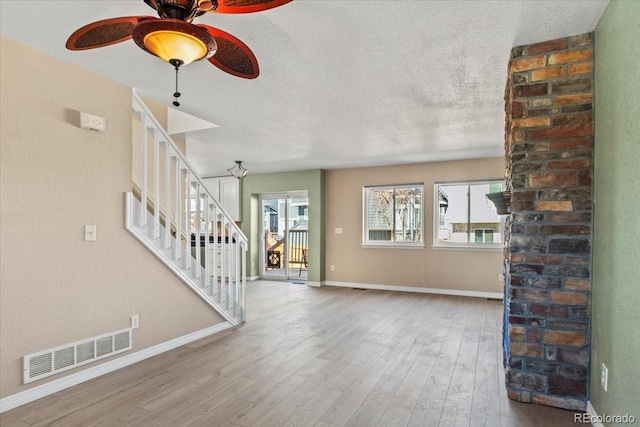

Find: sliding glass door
<box><xmin>260</xmin><ymin>192</ymin><xmax>308</xmax><ymax>280</ymax></box>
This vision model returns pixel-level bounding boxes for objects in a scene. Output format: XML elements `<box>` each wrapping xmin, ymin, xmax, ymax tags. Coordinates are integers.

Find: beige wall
<box><xmin>0</xmin><ymin>37</ymin><xmax>223</xmax><ymax>398</ymax></box>
<box><xmin>325</xmin><ymin>158</ymin><xmax>505</xmax><ymax>293</ymax></box>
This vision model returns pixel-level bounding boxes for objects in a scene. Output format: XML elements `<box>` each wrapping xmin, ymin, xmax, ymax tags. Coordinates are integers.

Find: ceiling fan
<box><xmin>66</xmin><ymin>0</ymin><xmax>292</xmax><ymax>105</ymax></box>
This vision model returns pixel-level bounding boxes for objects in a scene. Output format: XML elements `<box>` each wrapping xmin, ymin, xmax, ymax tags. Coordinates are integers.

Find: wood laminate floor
<box><xmin>1</xmin><ymin>281</ymin><xmax>580</xmax><ymax>426</ymax></box>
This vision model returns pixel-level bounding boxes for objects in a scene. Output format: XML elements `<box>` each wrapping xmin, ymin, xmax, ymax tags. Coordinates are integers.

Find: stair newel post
<box><xmin>241</xmin><ymin>242</ymin><xmax>246</xmax><ymax>322</ymax></box>
<box><xmin>174</xmin><ymin>157</ymin><xmax>182</xmax><ymax>262</ymax></box>
<box><xmin>184</xmin><ymin>170</ymin><xmax>192</xmax><ymax>271</ymax></box>
<box><xmin>194</xmin><ymin>182</ymin><xmax>202</xmax><ymax>280</ymax></box>
<box><xmin>164</xmin><ymin>144</ymin><xmax>172</xmax><ymax>250</ymax></box>
<box><xmin>225</xmin><ymin>222</ymin><xmax>232</xmax><ymax>310</ymax></box>
<box><xmin>140</xmin><ymin>112</ymin><xmax>148</xmax><ymax>229</ymax></box>
<box><xmin>203</xmin><ymin>193</ymin><xmax>210</xmax><ymax>291</ymax></box>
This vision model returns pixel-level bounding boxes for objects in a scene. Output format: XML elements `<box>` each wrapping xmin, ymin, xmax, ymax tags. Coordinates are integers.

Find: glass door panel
<box><xmin>260</xmin><ymin>192</ymin><xmax>309</xmax><ymax>280</ymax></box>
<box><xmin>287</xmin><ymin>196</ymin><xmax>308</xmax><ymax>280</ymax></box>
<box><xmin>262</xmin><ymin>197</ymin><xmax>286</xmax><ymax>278</ymax></box>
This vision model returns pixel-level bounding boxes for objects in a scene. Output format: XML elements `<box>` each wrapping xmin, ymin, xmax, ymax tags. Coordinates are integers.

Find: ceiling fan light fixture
<box><xmin>228</xmin><ymin>161</ymin><xmax>248</xmax><ymax>179</ymax></box>
<box><xmin>133</xmin><ymin>19</ymin><xmax>216</xmax><ymax>65</ymax></box>
<box><xmin>144</xmin><ymin>30</ymin><xmax>207</xmax><ymax>65</ymax></box>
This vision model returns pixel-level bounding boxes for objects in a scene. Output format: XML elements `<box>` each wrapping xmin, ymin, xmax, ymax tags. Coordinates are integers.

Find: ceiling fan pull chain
<box><xmin>171</xmin><ymin>59</ymin><xmax>184</xmax><ymax>107</ymax></box>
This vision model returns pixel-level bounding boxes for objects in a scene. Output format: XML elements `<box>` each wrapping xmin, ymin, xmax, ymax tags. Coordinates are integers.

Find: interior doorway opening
<box><xmin>260</xmin><ymin>192</ymin><xmax>309</xmax><ymax>280</ymax></box>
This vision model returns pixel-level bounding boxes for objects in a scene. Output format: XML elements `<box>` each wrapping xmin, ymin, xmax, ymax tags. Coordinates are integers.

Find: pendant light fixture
<box><xmin>227</xmin><ymin>161</ymin><xmax>248</xmax><ymax>179</ymax></box>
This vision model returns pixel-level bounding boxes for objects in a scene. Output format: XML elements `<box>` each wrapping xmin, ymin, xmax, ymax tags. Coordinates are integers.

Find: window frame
<box><xmin>432</xmin><ymin>179</ymin><xmax>504</xmax><ymax>251</ymax></box>
<box><xmin>362</xmin><ymin>183</ymin><xmax>425</xmax><ymax>249</ymax></box>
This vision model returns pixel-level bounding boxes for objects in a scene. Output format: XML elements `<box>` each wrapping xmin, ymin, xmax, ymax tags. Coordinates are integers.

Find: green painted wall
<box><xmin>591</xmin><ymin>0</ymin><xmax>640</xmax><ymax>421</ymax></box>
<box><xmin>241</xmin><ymin>170</ymin><xmax>325</xmax><ymax>283</ymax></box>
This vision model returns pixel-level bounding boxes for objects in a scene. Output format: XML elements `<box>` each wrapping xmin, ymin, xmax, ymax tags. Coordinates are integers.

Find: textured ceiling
<box><xmin>0</xmin><ymin>1</ymin><xmax>609</xmax><ymax>177</ymax></box>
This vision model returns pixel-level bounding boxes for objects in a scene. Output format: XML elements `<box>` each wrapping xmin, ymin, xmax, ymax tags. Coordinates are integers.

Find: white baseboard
<box><xmin>247</xmin><ymin>275</ymin><xmax>260</xmax><ymax>281</ymax></box>
<box><xmin>0</xmin><ymin>322</ymin><xmax>233</xmax><ymax>413</ymax></box>
<box><xmin>586</xmin><ymin>401</ymin><xmax>605</xmax><ymax>427</ymax></box>
<box><xmin>323</xmin><ymin>281</ymin><xmax>503</xmax><ymax>299</ymax></box>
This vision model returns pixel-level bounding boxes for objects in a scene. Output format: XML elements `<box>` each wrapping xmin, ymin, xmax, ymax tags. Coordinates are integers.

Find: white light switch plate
<box><xmin>84</xmin><ymin>225</ymin><xmax>96</xmax><ymax>241</ymax></box>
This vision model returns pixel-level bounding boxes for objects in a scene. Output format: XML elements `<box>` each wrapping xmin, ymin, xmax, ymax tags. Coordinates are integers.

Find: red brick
<box><xmin>529</xmin><ymin>304</ymin><xmax>569</xmax><ymax>318</ymax></box>
<box><xmin>554</xmin><ymin>93</ymin><xmax>593</xmax><ymax>106</ymax></box>
<box><xmin>549</xmin><ymin>320</ymin><xmax>589</xmax><ymax>330</ymax></box>
<box><xmin>565</xmin><ymin>278</ymin><xmax>590</xmax><ymax>291</ymax></box>
<box><xmin>527</xmin><ymin>328</ymin><xmax>541</xmax><ymax>342</ymax></box>
<box><xmin>552</xmin><ymin>112</ymin><xmax>593</xmax><ymax>126</ymax></box>
<box><xmin>514</xmin><ymin>129</ymin><xmax>527</xmax><ymax>143</ymax></box>
<box><xmin>577</xmin><ymin>170</ymin><xmax>592</xmax><ymax>186</ymax></box>
<box><xmin>510</xmin><ymin>325</ymin><xmax>527</xmax><ymax>341</ymax></box>
<box><xmin>528</xmin><ymin>171</ymin><xmax>575</xmax><ymax>188</ymax></box>
<box><xmin>548</xmin><ymin>376</ymin><xmax>587</xmax><ymax>398</ymax></box>
<box><xmin>515</xmin><ymin>83</ymin><xmax>549</xmax><ymax>98</ymax></box>
<box><xmin>527</xmin><ymin>38</ymin><xmax>568</xmax><ymax>54</ymax></box>
<box><xmin>528</xmin><ymin>124</ymin><xmax>593</xmax><ymax>141</ymax></box>
<box><xmin>568</xmin><ymin>62</ymin><xmax>593</xmax><ymax>76</ymax></box>
<box><xmin>543</xmin><ymin>330</ymin><xmax>587</xmax><ymax>346</ymax></box>
<box><xmin>512</xmin><ymin>201</ymin><xmax>535</xmax><ymax>211</ymax></box>
<box><xmin>530</xmin><ymin>98</ymin><xmax>553</xmax><ymax>108</ymax></box>
<box><xmin>552</xmin><ymin>77</ymin><xmax>592</xmax><ymax>95</ymax></box>
<box><xmin>540</xmin><ymin>225</ymin><xmax>590</xmax><ymax>235</ymax></box>
<box><xmin>551</xmin><ymin>137</ymin><xmax>592</xmax><ymax>150</ymax></box>
<box><xmin>551</xmin><ymin>291</ymin><xmax>589</xmax><ymax>305</ymax></box>
<box><xmin>513</xmin><ymin>117</ymin><xmax>551</xmax><ymax>128</ymax></box>
<box><xmin>511</xmin><ymin>288</ymin><xmax>548</xmax><ymax>302</ymax></box>
<box><xmin>530</xmin><ymin>255</ymin><xmax>563</xmax><ymax>264</ymax></box>
<box><xmin>511</xmin><ymin>342</ymin><xmax>543</xmax><ymax>358</ymax></box>
<box><xmin>507</xmin><ymin>389</ymin><xmax>521</xmax><ymax>401</ymax></box>
<box><xmin>511</xmin><ymin>191</ymin><xmax>535</xmax><ymax>202</ymax></box>
<box><xmin>547</xmin><ymin>159</ymin><xmax>590</xmax><ymax>169</ymax></box>
<box><xmin>549</xmin><ymin>49</ymin><xmax>593</xmax><ymax>65</ymax></box>
<box><xmin>531</xmin><ymin>66</ymin><xmax>566</xmax><ymax>81</ymax></box>
<box><xmin>511</xmin><ymin>56</ymin><xmax>547</xmax><ymax>72</ymax></box>
<box><xmin>536</xmin><ymin>201</ymin><xmax>573</xmax><ymax>211</ymax></box>
<box><xmin>511</xmin><ymin>254</ymin><xmax>526</xmax><ymax>263</ymax></box>
<box><xmin>511</xmin><ymin>101</ymin><xmax>526</xmax><ymax>119</ymax></box>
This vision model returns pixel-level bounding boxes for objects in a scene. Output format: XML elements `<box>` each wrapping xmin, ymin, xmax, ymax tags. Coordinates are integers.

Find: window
<box><xmin>434</xmin><ymin>180</ymin><xmax>504</xmax><ymax>249</ymax></box>
<box><xmin>363</xmin><ymin>184</ymin><xmax>423</xmax><ymax>248</ymax></box>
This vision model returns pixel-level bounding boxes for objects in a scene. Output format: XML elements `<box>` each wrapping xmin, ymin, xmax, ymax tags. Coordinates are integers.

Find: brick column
<box><xmin>504</xmin><ymin>33</ymin><xmax>594</xmax><ymax>411</ymax></box>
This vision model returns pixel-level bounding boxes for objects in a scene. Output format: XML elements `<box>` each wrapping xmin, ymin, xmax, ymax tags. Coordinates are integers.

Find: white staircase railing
<box><xmin>125</xmin><ymin>92</ymin><xmax>247</xmax><ymax>325</ymax></box>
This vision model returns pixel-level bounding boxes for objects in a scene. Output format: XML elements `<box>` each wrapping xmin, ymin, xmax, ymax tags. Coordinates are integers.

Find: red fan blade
<box><xmin>66</xmin><ymin>16</ymin><xmax>156</xmax><ymax>50</ymax></box>
<box><xmin>211</xmin><ymin>0</ymin><xmax>292</xmax><ymax>14</ymax></box>
<box><xmin>198</xmin><ymin>25</ymin><xmax>259</xmax><ymax>79</ymax></box>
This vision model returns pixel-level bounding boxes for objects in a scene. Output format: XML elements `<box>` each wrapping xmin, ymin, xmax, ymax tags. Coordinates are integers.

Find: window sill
<box><xmin>362</xmin><ymin>243</ymin><xmax>425</xmax><ymax>250</ymax></box>
<box><xmin>431</xmin><ymin>244</ymin><xmax>502</xmax><ymax>252</ymax></box>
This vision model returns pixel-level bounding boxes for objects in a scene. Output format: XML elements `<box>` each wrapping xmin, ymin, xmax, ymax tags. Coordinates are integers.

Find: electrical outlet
<box><xmin>330</xmin><ymin>265</ymin><xmax>335</xmax><ymax>271</ymax></box>
<box><xmin>131</xmin><ymin>315</ymin><xmax>140</xmax><ymax>329</ymax></box>
<box><xmin>601</xmin><ymin>363</ymin><xmax>608</xmax><ymax>392</ymax></box>
<box><xmin>498</xmin><ymin>273</ymin><xmax>505</xmax><ymax>282</ymax></box>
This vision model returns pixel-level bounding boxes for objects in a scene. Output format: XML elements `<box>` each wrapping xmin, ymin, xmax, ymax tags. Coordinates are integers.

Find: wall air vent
<box><xmin>23</xmin><ymin>328</ymin><xmax>132</xmax><ymax>384</ymax></box>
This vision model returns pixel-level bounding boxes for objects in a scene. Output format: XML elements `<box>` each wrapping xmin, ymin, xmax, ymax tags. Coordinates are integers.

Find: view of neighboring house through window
<box><xmin>434</xmin><ymin>180</ymin><xmax>504</xmax><ymax>248</ymax></box>
<box><xmin>363</xmin><ymin>184</ymin><xmax>423</xmax><ymax>247</ymax></box>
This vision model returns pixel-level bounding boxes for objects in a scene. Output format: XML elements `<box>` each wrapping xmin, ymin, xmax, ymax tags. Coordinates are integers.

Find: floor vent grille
<box><xmin>23</xmin><ymin>328</ymin><xmax>132</xmax><ymax>384</ymax></box>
